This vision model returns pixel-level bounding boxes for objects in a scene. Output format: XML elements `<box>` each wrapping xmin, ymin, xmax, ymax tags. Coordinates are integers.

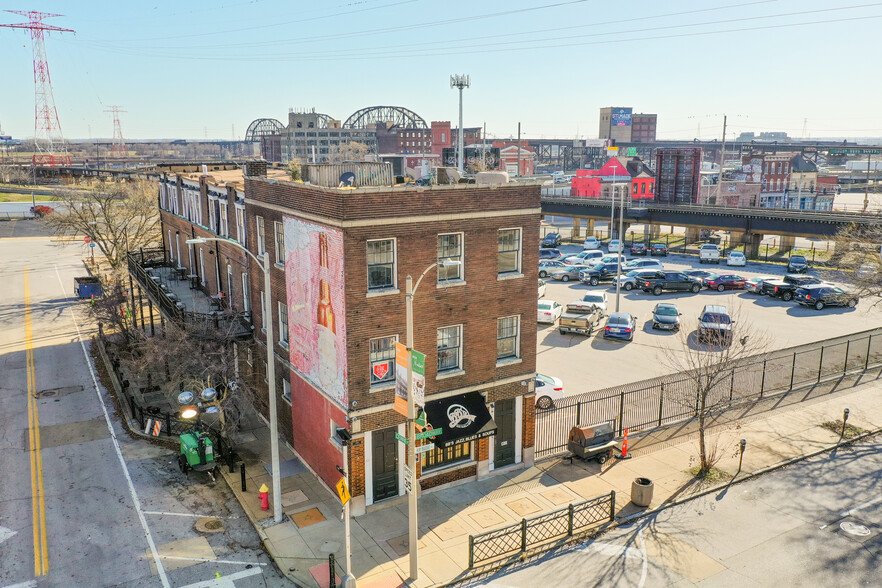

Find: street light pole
<box><xmin>615</xmin><ymin>181</ymin><xmax>625</xmax><ymax>312</ymax></box>
<box><xmin>187</xmin><ymin>237</ymin><xmax>282</xmax><ymax>524</ymax></box>
<box><xmin>609</xmin><ymin>164</ymin><xmax>618</xmax><ymax>240</ymax></box>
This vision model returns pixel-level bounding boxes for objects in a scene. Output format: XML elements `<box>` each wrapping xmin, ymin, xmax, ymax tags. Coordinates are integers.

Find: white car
<box><xmin>538</xmin><ymin>279</ymin><xmax>547</xmax><ymax>299</ymax></box>
<box><xmin>537</xmin><ymin>300</ymin><xmax>563</xmax><ymax>324</ymax></box>
<box><xmin>699</xmin><ymin>243</ymin><xmax>721</xmax><ymax>264</ymax></box>
<box><xmin>535</xmin><ymin>373</ymin><xmax>566</xmax><ymax>409</ymax></box>
<box><xmin>622</xmin><ymin>258</ymin><xmax>664</xmax><ymax>271</ymax></box>
<box><xmin>565</xmin><ymin>249</ymin><xmax>604</xmax><ymax>265</ymax></box>
<box><xmin>600</xmin><ymin>254</ymin><xmax>628</xmax><ymax>265</ymax></box>
<box><xmin>608</xmin><ymin>239</ymin><xmax>622</xmax><ymax>253</ymax></box>
<box><xmin>578</xmin><ymin>292</ymin><xmax>608</xmax><ymax>315</ymax></box>
<box><xmin>726</xmin><ymin>251</ymin><xmax>746</xmax><ymax>266</ymax></box>
<box><xmin>582</xmin><ymin>237</ymin><xmax>602</xmax><ymax>250</ymax></box>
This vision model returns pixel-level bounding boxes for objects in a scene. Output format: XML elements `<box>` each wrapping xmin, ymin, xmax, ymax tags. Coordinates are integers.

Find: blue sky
<box><xmin>1</xmin><ymin>0</ymin><xmax>880</xmax><ymax>141</ymax></box>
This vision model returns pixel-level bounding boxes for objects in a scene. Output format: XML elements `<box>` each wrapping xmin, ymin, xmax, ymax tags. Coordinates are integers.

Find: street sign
<box><xmin>394</xmin><ymin>432</ymin><xmax>408</xmax><ymax>445</ymax></box>
<box><xmin>829</xmin><ymin>148</ymin><xmax>882</xmax><ymax>155</ymax></box>
<box><xmin>335</xmin><ymin>478</ymin><xmax>351</xmax><ymax>505</ymax></box>
<box><xmin>403</xmin><ymin>465</ymin><xmax>414</xmax><ymax>495</ymax></box>
<box><xmin>416</xmin><ymin>428</ymin><xmax>442</xmax><ymax>440</ymax></box>
<box><xmin>84</xmin><ymin>236</ymin><xmax>91</xmax><ymax>243</ymax></box>
<box><xmin>415</xmin><ymin>443</ymin><xmax>435</xmax><ymax>454</ymax></box>
<box><xmin>89</xmin><ymin>243</ymin><xmax>96</xmax><ymax>248</ymax></box>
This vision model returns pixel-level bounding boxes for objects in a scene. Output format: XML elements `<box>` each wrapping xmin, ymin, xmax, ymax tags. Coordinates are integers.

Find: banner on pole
<box><xmin>411</xmin><ymin>350</ymin><xmax>426</xmax><ymax>408</ymax></box>
<box><xmin>394</xmin><ymin>342</ymin><xmax>409</xmax><ymax>417</ymax></box>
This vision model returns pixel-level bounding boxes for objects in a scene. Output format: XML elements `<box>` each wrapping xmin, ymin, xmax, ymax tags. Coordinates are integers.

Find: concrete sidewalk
<box><xmin>221</xmin><ymin>378</ymin><xmax>882</xmax><ymax>588</ymax></box>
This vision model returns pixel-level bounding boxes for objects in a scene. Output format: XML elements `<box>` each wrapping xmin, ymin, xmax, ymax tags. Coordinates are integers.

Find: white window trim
<box><xmin>208</xmin><ymin>194</ymin><xmax>218</xmax><ymax>233</ymax></box>
<box><xmin>235</xmin><ymin>203</ymin><xmax>246</xmax><ymax>244</ymax></box>
<box><xmin>366</xmin><ymin>237</ymin><xmax>397</xmax><ymax>292</ymax></box>
<box><xmin>496</xmin><ymin>315</ymin><xmax>521</xmax><ymax>364</ymax></box>
<box><xmin>278</xmin><ymin>301</ymin><xmax>289</xmax><ymax>348</ymax></box>
<box><xmin>256</xmin><ymin>216</ymin><xmax>266</xmax><ymax>256</ymax></box>
<box><xmin>369</xmin><ymin>334</ymin><xmax>398</xmax><ymax>389</ymax></box>
<box><xmin>273</xmin><ymin>221</ymin><xmax>285</xmax><ymax>267</ymax></box>
<box><xmin>219</xmin><ymin>201</ymin><xmax>229</xmax><ymax>237</ymax></box>
<box><xmin>496</xmin><ymin>227</ymin><xmax>524</xmax><ymax>280</ymax></box>
<box><xmin>436</xmin><ymin>323</ymin><xmax>464</xmax><ymax>374</ymax></box>
<box><xmin>328</xmin><ymin>419</ymin><xmax>343</xmax><ymax>449</ymax></box>
<box><xmin>437</xmin><ymin>232</ymin><xmax>464</xmax><ymax>284</ymax></box>
<box><xmin>282</xmin><ymin>378</ymin><xmax>292</xmax><ymax>405</ymax></box>
<box><xmin>242</xmin><ymin>273</ymin><xmax>250</xmax><ymax>312</ymax></box>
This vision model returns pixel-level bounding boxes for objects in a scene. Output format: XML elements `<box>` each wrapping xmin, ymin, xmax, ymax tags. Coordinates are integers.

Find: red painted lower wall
<box><xmin>291</xmin><ymin>374</ymin><xmax>346</xmax><ymax>489</ymax></box>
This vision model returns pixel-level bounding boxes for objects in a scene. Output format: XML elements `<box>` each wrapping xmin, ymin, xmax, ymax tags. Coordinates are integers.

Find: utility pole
<box><xmin>450</xmin><ymin>74</ymin><xmax>470</xmax><ymax>174</ymax></box>
<box><xmin>717</xmin><ymin>114</ymin><xmax>727</xmax><ymax>205</ymax></box>
<box><xmin>865</xmin><ymin>152</ymin><xmax>871</xmax><ymax>212</ymax></box>
<box><xmin>516</xmin><ymin>122</ymin><xmax>521</xmax><ymax>177</ymax></box>
<box><xmin>609</xmin><ymin>164</ymin><xmax>618</xmax><ymax>240</ymax></box>
<box><xmin>482</xmin><ymin>121</ymin><xmax>487</xmax><ymax>171</ymax></box>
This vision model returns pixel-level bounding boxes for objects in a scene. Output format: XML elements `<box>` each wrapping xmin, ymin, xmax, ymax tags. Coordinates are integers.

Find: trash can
<box><xmin>631</xmin><ymin>477</ymin><xmax>654</xmax><ymax>507</ymax></box>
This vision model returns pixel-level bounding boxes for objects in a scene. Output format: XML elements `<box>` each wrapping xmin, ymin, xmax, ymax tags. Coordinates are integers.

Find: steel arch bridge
<box><xmin>244</xmin><ymin>118</ymin><xmax>284</xmax><ymax>141</ymax></box>
<box><xmin>343</xmin><ymin>106</ymin><xmax>427</xmax><ymax>129</ymax></box>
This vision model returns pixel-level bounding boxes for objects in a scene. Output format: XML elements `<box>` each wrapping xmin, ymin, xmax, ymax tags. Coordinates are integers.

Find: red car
<box><xmin>704</xmin><ymin>274</ymin><xmax>746</xmax><ymax>292</ymax></box>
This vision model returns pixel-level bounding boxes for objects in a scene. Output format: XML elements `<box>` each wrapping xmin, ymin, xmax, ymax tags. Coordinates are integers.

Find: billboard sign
<box><xmin>611</xmin><ymin>108</ymin><xmax>633</xmax><ymax>127</ymax></box>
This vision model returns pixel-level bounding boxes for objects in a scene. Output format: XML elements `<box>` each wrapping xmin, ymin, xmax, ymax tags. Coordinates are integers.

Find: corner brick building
<box><xmin>245</xmin><ymin>171</ymin><xmax>540</xmax><ymax>515</ymax></box>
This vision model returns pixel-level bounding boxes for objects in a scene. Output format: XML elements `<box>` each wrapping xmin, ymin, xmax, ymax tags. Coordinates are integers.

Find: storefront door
<box><xmin>372</xmin><ymin>427</ymin><xmax>399</xmax><ymax>501</ymax></box>
<box><xmin>494</xmin><ymin>398</ymin><xmax>516</xmax><ymax>468</ymax></box>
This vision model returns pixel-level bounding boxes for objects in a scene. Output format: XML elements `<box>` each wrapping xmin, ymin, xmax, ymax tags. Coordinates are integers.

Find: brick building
<box><xmin>570</xmin><ymin>156</ymin><xmax>655</xmax><ymax>201</ymax></box>
<box><xmin>656</xmin><ymin>148</ymin><xmax>701</xmax><ymax>204</ymax></box>
<box><xmin>599</xmin><ymin>108</ymin><xmax>658</xmax><ymax>143</ymax></box>
<box><xmin>244</xmin><ymin>170</ymin><xmax>540</xmax><ymax>515</ymax></box>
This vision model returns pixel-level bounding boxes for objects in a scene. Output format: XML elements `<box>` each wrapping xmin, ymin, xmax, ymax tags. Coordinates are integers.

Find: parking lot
<box><xmin>536</xmin><ymin>244</ymin><xmax>882</xmax><ymax>395</ymax></box>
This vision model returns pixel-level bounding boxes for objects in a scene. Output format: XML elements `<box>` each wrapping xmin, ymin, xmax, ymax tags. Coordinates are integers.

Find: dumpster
<box><xmin>567</xmin><ymin>420</ymin><xmax>617</xmax><ymax>464</ymax></box>
<box><xmin>631</xmin><ymin>477</ymin><xmax>654</xmax><ymax>507</ymax></box>
<box><xmin>74</xmin><ymin>276</ymin><xmax>102</xmax><ymax>299</ymax></box>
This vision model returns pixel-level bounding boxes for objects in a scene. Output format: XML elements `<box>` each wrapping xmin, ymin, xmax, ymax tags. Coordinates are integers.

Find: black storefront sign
<box><xmin>424</xmin><ymin>392</ymin><xmax>497</xmax><ymax>449</ymax></box>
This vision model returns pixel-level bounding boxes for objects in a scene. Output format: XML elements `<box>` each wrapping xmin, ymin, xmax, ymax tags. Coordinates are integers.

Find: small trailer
<box><xmin>74</xmin><ymin>276</ymin><xmax>102</xmax><ymax>299</ymax></box>
<box><xmin>566</xmin><ymin>420</ymin><xmax>618</xmax><ymax>464</ymax></box>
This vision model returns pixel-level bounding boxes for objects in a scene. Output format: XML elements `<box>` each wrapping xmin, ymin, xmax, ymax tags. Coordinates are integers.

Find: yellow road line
<box><xmin>24</xmin><ymin>268</ymin><xmax>49</xmax><ymax>575</ymax></box>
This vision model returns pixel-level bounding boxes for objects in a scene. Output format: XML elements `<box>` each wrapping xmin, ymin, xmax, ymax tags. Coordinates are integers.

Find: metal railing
<box><xmin>468</xmin><ymin>491</ymin><xmax>615</xmax><ymax>568</ymax></box>
<box><xmin>535</xmin><ymin>328</ymin><xmax>882</xmax><ymax>459</ymax></box>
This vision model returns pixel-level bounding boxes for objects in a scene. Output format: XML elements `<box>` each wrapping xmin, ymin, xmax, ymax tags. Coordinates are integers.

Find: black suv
<box><xmin>697</xmin><ymin>305</ymin><xmax>734</xmax><ymax>345</ymax></box>
<box><xmin>794</xmin><ymin>285</ymin><xmax>859</xmax><ymax>310</ymax></box>
<box><xmin>787</xmin><ymin>255</ymin><xmax>809</xmax><ymax>273</ymax></box>
<box><xmin>762</xmin><ymin>274</ymin><xmax>822</xmax><ymax>301</ymax></box>
<box><xmin>578</xmin><ymin>262</ymin><xmax>620</xmax><ymax>286</ymax></box>
<box><xmin>541</xmin><ymin>233</ymin><xmax>562</xmax><ymax>248</ymax></box>
<box><xmin>630</xmin><ymin>242</ymin><xmax>648</xmax><ymax>256</ymax></box>
<box><xmin>641</xmin><ymin>271</ymin><xmax>702</xmax><ymax>295</ymax></box>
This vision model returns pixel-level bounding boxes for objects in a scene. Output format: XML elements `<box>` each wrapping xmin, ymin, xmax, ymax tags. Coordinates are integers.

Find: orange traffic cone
<box><xmin>617</xmin><ymin>427</ymin><xmax>632</xmax><ymax>460</ymax></box>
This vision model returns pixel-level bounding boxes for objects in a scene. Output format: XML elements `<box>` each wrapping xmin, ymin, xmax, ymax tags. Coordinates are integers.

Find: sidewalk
<box><xmin>220</xmin><ymin>377</ymin><xmax>882</xmax><ymax>588</ymax></box>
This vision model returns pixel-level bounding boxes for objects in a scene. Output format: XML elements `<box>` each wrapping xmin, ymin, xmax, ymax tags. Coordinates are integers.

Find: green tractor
<box><xmin>178</xmin><ymin>430</ymin><xmax>217</xmax><ymax>482</ymax></box>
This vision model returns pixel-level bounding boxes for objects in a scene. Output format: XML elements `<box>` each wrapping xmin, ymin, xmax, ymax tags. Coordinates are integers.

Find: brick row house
<box><xmin>153</xmin><ymin>163</ymin><xmax>541</xmax><ymax>516</ymax></box>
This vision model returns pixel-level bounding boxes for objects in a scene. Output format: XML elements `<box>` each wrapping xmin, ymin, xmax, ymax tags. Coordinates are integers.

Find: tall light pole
<box><xmin>615</xmin><ymin>183</ymin><xmax>625</xmax><ymax>312</ymax></box>
<box><xmin>609</xmin><ymin>164</ymin><xmax>618</xmax><ymax>240</ymax></box>
<box><xmin>187</xmin><ymin>237</ymin><xmax>282</xmax><ymax>524</ymax></box>
<box><xmin>405</xmin><ymin>259</ymin><xmax>460</xmax><ymax>582</ymax></box>
<box><xmin>450</xmin><ymin>74</ymin><xmax>470</xmax><ymax>174</ymax></box>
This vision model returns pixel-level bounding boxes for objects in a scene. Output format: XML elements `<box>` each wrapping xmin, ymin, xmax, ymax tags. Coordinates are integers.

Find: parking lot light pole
<box><xmin>615</xmin><ymin>182</ymin><xmax>625</xmax><ymax>312</ymax></box>
<box><xmin>405</xmin><ymin>258</ymin><xmax>460</xmax><ymax>582</ymax></box>
<box><xmin>609</xmin><ymin>164</ymin><xmax>618</xmax><ymax>240</ymax></box>
<box><xmin>187</xmin><ymin>236</ymin><xmax>282</xmax><ymax>524</ymax></box>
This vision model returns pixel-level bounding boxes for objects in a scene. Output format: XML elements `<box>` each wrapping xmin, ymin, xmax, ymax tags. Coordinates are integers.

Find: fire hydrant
<box><xmin>258</xmin><ymin>483</ymin><xmax>269</xmax><ymax>511</ymax></box>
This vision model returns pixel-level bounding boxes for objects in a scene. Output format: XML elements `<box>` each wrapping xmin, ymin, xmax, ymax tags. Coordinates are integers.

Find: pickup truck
<box><xmin>699</xmin><ymin>243</ymin><xmax>721</xmax><ymax>264</ymax></box>
<box><xmin>558</xmin><ymin>302</ymin><xmax>604</xmax><ymax>336</ymax></box>
<box><xmin>578</xmin><ymin>262</ymin><xmax>620</xmax><ymax>286</ymax></box>
<box><xmin>761</xmin><ymin>274</ymin><xmax>823</xmax><ymax>301</ymax></box>
<box><xmin>641</xmin><ymin>271</ymin><xmax>702</xmax><ymax>295</ymax></box>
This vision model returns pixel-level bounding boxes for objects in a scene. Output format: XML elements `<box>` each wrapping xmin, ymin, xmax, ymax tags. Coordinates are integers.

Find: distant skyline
<box><xmin>1</xmin><ymin>1</ymin><xmax>881</xmax><ymax>142</ymax></box>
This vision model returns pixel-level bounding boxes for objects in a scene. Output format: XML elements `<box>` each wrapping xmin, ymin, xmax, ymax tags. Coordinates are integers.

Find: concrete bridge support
<box><xmin>685</xmin><ymin>227</ymin><xmax>701</xmax><ymax>243</ymax></box>
<box><xmin>744</xmin><ymin>233</ymin><xmax>762</xmax><ymax>259</ymax></box>
<box><xmin>778</xmin><ymin>236</ymin><xmax>796</xmax><ymax>254</ymax></box>
<box><xmin>647</xmin><ymin>224</ymin><xmax>661</xmax><ymax>239</ymax></box>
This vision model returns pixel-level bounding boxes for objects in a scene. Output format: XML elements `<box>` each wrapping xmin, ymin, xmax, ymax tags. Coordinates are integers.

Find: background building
<box><xmin>599</xmin><ymin>108</ymin><xmax>658</xmax><ymax>143</ymax></box>
<box><xmin>630</xmin><ymin>114</ymin><xmax>658</xmax><ymax>143</ymax></box>
<box><xmin>655</xmin><ymin>147</ymin><xmax>701</xmax><ymax>204</ymax></box>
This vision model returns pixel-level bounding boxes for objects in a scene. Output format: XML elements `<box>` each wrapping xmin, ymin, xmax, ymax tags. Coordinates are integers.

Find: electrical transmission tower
<box><xmin>105</xmin><ymin>105</ymin><xmax>127</xmax><ymax>156</ymax></box>
<box><xmin>0</xmin><ymin>11</ymin><xmax>74</xmax><ymax>166</ymax></box>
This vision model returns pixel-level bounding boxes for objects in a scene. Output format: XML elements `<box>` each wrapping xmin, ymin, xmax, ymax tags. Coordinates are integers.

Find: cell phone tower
<box><xmin>0</xmin><ymin>11</ymin><xmax>74</xmax><ymax>166</ymax></box>
<box><xmin>105</xmin><ymin>105</ymin><xmax>127</xmax><ymax>156</ymax></box>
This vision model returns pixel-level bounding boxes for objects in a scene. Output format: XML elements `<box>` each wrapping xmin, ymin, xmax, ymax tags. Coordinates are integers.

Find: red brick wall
<box><xmin>522</xmin><ymin>395</ymin><xmax>535</xmax><ymax>449</ymax></box>
<box><xmin>350</xmin><ymin>437</ymin><xmax>365</xmax><ymax>497</ymax></box>
<box><xmin>420</xmin><ymin>464</ymin><xmax>476</xmax><ymax>490</ymax></box>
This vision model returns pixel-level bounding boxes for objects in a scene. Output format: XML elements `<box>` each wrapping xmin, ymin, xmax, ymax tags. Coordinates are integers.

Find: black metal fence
<box><xmin>468</xmin><ymin>491</ymin><xmax>615</xmax><ymax>568</ymax></box>
<box><xmin>535</xmin><ymin>328</ymin><xmax>882</xmax><ymax>459</ymax></box>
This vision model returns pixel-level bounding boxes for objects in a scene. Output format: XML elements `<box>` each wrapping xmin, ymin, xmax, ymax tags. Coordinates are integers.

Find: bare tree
<box><xmin>326</xmin><ymin>141</ymin><xmax>371</xmax><ymax>164</ymax></box>
<box><xmin>661</xmin><ymin>308</ymin><xmax>769</xmax><ymax>477</ymax></box>
<box><xmin>43</xmin><ymin>181</ymin><xmax>161</xmax><ymax>271</ymax></box>
<box><xmin>0</xmin><ymin>163</ymin><xmax>32</xmax><ymax>184</ymax></box>
<box><xmin>829</xmin><ymin>222</ymin><xmax>882</xmax><ymax>303</ymax></box>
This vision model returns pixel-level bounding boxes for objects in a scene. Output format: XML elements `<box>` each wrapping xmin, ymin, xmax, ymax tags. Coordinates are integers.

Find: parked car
<box><xmin>535</xmin><ymin>373</ymin><xmax>565</xmax><ymax>410</ymax></box>
<box><xmin>539</xmin><ymin>260</ymin><xmax>566</xmax><ymax>277</ymax></box>
<box><xmin>697</xmin><ymin>305</ymin><xmax>734</xmax><ymax>345</ymax></box>
<box><xmin>726</xmin><ymin>251</ymin><xmax>747</xmax><ymax>266</ymax></box>
<box><xmin>579</xmin><ymin>292</ymin><xmax>608</xmax><ymax>315</ymax></box>
<box><xmin>564</xmin><ymin>249</ymin><xmax>604</xmax><ymax>265</ymax></box>
<box><xmin>787</xmin><ymin>255</ymin><xmax>809</xmax><ymax>273</ymax></box>
<box><xmin>650</xmin><ymin>243</ymin><xmax>668</xmax><ymax>257</ymax></box>
<box><xmin>762</xmin><ymin>274</ymin><xmax>823</xmax><ymax>301</ymax></box>
<box><xmin>539</xmin><ymin>248</ymin><xmax>562</xmax><ymax>261</ymax></box>
<box><xmin>551</xmin><ymin>264</ymin><xmax>592</xmax><ymax>282</ymax></box>
<box><xmin>559</xmin><ymin>302</ymin><xmax>604</xmax><ymax>336</ymax></box>
<box><xmin>641</xmin><ymin>271</ymin><xmax>702</xmax><ymax>295</ymax></box>
<box><xmin>699</xmin><ymin>243</ymin><xmax>721</xmax><ymax>264</ymax></box>
<box><xmin>537</xmin><ymin>300</ymin><xmax>563</xmax><ymax>324</ymax></box>
<box><xmin>600</xmin><ymin>254</ymin><xmax>628</xmax><ymax>265</ymax></box>
<box><xmin>541</xmin><ymin>233</ymin><xmax>562</xmax><ymax>248</ymax></box>
<box><xmin>538</xmin><ymin>278</ymin><xmax>547</xmax><ymax>299</ymax></box>
<box><xmin>623</xmin><ymin>258</ymin><xmax>664</xmax><ymax>271</ymax></box>
<box><xmin>683</xmin><ymin>269</ymin><xmax>719</xmax><ymax>287</ymax></box>
<box><xmin>603</xmin><ymin>312</ymin><xmax>638</xmax><ymax>341</ymax></box>
<box><xmin>578</xmin><ymin>262</ymin><xmax>620</xmax><ymax>286</ymax></box>
<box><xmin>651</xmin><ymin>303</ymin><xmax>681</xmax><ymax>331</ymax></box>
<box><xmin>582</xmin><ymin>237</ymin><xmax>602</xmax><ymax>250</ymax></box>
<box><xmin>630</xmin><ymin>242</ymin><xmax>648</xmax><ymax>256</ymax></box>
<box><xmin>704</xmin><ymin>274</ymin><xmax>747</xmax><ymax>292</ymax></box>
<box><xmin>745</xmin><ymin>276</ymin><xmax>776</xmax><ymax>294</ymax></box>
<box><xmin>616</xmin><ymin>269</ymin><xmax>664</xmax><ymax>291</ymax></box>
<box><xmin>608</xmin><ymin>239</ymin><xmax>622</xmax><ymax>253</ymax></box>
<box><xmin>794</xmin><ymin>285</ymin><xmax>859</xmax><ymax>310</ymax></box>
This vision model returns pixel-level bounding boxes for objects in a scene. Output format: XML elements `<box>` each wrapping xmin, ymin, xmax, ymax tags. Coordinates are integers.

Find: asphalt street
<box><xmin>0</xmin><ymin>224</ymin><xmax>288</xmax><ymax>587</ymax></box>
<box><xmin>472</xmin><ymin>436</ymin><xmax>882</xmax><ymax>587</ymax></box>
